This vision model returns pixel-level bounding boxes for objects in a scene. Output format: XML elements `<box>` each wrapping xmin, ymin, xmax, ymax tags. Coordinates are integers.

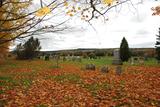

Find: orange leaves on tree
<box><xmin>0</xmin><ymin>0</ymin><xmax>32</xmax><ymax>58</ymax></box>
<box><xmin>152</xmin><ymin>5</ymin><xmax>160</xmax><ymax>16</ymax></box>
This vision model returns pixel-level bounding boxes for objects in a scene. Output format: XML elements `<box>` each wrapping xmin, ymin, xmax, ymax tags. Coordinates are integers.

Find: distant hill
<box><xmin>39</xmin><ymin>48</ymin><xmax>155</xmax><ymax>57</ymax></box>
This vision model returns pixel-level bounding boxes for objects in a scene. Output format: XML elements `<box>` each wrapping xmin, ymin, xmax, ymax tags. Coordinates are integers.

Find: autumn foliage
<box><xmin>0</xmin><ymin>0</ymin><xmax>31</xmax><ymax>60</ymax></box>
<box><xmin>152</xmin><ymin>5</ymin><xmax>160</xmax><ymax>16</ymax></box>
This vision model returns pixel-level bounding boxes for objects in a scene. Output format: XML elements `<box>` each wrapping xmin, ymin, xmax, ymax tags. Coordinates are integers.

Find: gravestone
<box><xmin>130</xmin><ymin>57</ymin><xmax>134</xmax><ymax>65</ymax></box>
<box><xmin>85</xmin><ymin>64</ymin><xmax>96</xmax><ymax>70</ymax></box>
<box><xmin>44</xmin><ymin>55</ymin><xmax>49</xmax><ymax>61</ymax></box>
<box><xmin>144</xmin><ymin>53</ymin><xmax>148</xmax><ymax>61</ymax></box>
<box><xmin>55</xmin><ymin>55</ymin><xmax>60</xmax><ymax>68</ymax></box>
<box><xmin>139</xmin><ymin>57</ymin><xmax>144</xmax><ymax>65</ymax></box>
<box><xmin>112</xmin><ymin>49</ymin><xmax>122</xmax><ymax>65</ymax></box>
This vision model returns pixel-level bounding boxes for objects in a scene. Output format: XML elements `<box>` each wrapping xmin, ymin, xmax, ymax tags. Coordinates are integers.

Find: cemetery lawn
<box><xmin>0</xmin><ymin>58</ymin><xmax>160</xmax><ymax>107</ymax></box>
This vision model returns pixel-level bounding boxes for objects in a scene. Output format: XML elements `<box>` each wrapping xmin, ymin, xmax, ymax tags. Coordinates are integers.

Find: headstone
<box><xmin>139</xmin><ymin>57</ymin><xmax>144</xmax><ymax>65</ymax></box>
<box><xmin>85</xmin><ymin>64</ymin><xmax>96</xmax><ymax>70</ymax></box>
<box><xmin>116</xmin><ymin>66</ymin><xmax>122</xmax><ymax>75</ymax></box>
<box><xmin>44</xmin><ymin>55</ymin><xmax>49</xmax><ymax>61</ymax></box>
<box><xmin>62</xmin><ymin>56</ymin><xmax>66</xmax><ymax>61</ymax></box>
<box><xmin>55</xmin><ymin>55</ymin><xmax>60</xmax><ymax>68</ymax></box>
<box><xmin>131</xmin><ymin>57</ymin><xmax>134</xmax><ymax>65</ymax></box>
<box><xmin>112</xmin><ymin>49</ymin><xmax>122</xmax><ymax>65</ymax></box>
<box><xmin>144</xmin><ymin>53</ymin><xmax>148</xmax><ymax>61</ymax></box>
<box><xmin>100</xmin><ymin>66</ymin><xmax>109</xmax><ymax>73</ymax></box>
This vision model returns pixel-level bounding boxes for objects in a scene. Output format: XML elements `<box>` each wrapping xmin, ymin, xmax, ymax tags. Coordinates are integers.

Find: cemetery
<box><xmin>0</xmin><ymin>0</ymin><xmax>160</xmax><ymax>106</ymax></box>
<box><xmin>0</xmin><ymin>49</ymin><xmax>160</xmax><ymax>106</ymax></box>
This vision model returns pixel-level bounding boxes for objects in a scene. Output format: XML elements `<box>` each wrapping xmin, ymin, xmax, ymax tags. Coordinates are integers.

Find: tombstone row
<box><xmin>85</xmin><ymin>64</ymin><xmax>122</xmax><ymax>75</ymax></box>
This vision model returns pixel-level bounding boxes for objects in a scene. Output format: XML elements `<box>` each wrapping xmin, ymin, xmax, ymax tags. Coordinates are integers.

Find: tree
<box><xmin>0</xmin><ymin>0</ymin><xmax>69</xmax><ymax>59</ymax></box>
<box><xmin>15</xmin><ymin>37</ymin><xmax>41</xmax><ymax>59</ymax></box>
<box><xmin>0</xmin><ymin>0</ymin><xmax>144</xmax><ymax>59</ymax></box>
<box><xmin>155</xmin><ymin>28</ymin><xmax>160</xmax><ymax>63</ymax></box>
<box><xmin>120</xmin><ymin>37</ymin><xmax>130</xmax><ymax>62</ymax></box>
<box><xmin>0</xmin><ymin>0</ymin><xmax>68</xmax><ymax>44</ymax></box>
<box><xmin>0</xmin><ymin>0</ymin><xmax>140</xmax><ymax>45</ymax></box>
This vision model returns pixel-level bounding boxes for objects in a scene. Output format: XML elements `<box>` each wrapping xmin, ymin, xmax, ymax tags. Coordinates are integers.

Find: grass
<box><xmin>0</xmin><ymin>57</ymin><xmax>159</xmax><ymax>106</ymax></box>
<box><xmin>36</xmin><ymin>104</ymin><xmax>48</xmax><ymax>107</ymax></box>
<box><xmin>62</xmin><ymin>56</ymin><xmax>159</xmax><ymax>67</ymax></box>
<box><xmin>22</xmin><ymin>79</ymin><xmax>32</xmax><ymax>88</ymax></box>
<box><xmin>47</xmin><ymin>73</ymin><xmax>82</xmax><ymax>84</ymax></box>
<box><xmin>62</xmin><ymin>56</ymin><xmax>113</xmax><ymax>67</ymax></box>
<box><xmin>123</xmin><ymin>58</ymin><xmax>158</xmax><ymax>66</ymax></box>
<box><xmin>46</xmin><ymin>73</ymin><xmax>113</xmax><ymax>97</ymax></box>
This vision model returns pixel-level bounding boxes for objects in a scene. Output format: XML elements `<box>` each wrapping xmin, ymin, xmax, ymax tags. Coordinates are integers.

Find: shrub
<box><xmin>120</xmin><ymin>37</ymin><xmax>131</xmax><ymax>62</ymax></box>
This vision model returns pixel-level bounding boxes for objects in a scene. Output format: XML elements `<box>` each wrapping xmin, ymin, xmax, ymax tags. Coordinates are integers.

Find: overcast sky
<box><xmin>15</xmin><ymin>0</ymin><xmax>160</xmax><ymax>51</ymax></box>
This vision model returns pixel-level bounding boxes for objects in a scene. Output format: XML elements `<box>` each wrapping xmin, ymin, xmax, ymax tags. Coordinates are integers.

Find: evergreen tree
<box><xmin>155</xmin><ymin>28</ymin><xmax>160</xmax><ymax>62</ymax></box>
<box><xmin>16</xmin><ymin>37</ymin><xmax>41</xmax><ymax>59</ymax></box>
<box><xmin>120</xmin><ymin>37</ymin><xmax>130</xmax><ymax>62</ymax></box>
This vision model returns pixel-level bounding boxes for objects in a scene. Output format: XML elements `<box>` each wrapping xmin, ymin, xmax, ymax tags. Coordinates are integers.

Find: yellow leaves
<box><xmin>64</xmin><ymin>2</ymin><xmax>69</xmax><ymax>7</ymax></box>
<box><xmin>35</xmin><ymin>7</ymin><xmax>51</xmax><ymax>17</ymax></box>
<box><xmin>77</xmin><ymin>7</ymin><xmax>81</xmax><ymax>10</ymax></box>
<box><xmin>103</xmin><ymin>0</ymin><xmax>113</xmax><ymax>5</ymax></box>
<box><xmin>69</xmin><ymin>13</ymin><xmax>73</xmax><ymax>17</ymax></box>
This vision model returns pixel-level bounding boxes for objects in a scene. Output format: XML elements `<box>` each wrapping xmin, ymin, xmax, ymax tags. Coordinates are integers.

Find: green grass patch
<box><xmin>0</xmin><ymin>76</ymin><xmax>13</xmax><ymax>85</ymax></box>
<box><xmin>0</xmin><ymin>90</ymin><xmax>5</xmax><ymax>94</ymax></box>
<box><xmin>47</xmin><ymin>74</ymin><xmax>82</xmax><ymax>84</ymax></box>
<box><xmin>49</xmin><ymin>65</ymin><xmax>61</xmax><ymax>69</ymax></box>
<box><xmin>36</xmin><ymin>104</ymin><xmax>48</xmax><ymax>107</ymax></box>
<box><xmin>62</xmin><ymin>56</ymin><xmax>113</xmax><ymax>67</ymax></box>
<box><xmin>0</xmin><ymin>74</ymin><xmax>32</xmax><ymax>89</ymax></box>
<box><xmin>22</xmin><ymin>79</ymin><xmax>32</xmax><ymax>88</ymax></box>
<box><xmin>0</xmin><ymin>75</ymin><xmax>20</xmax><ymax>90</ymax></box>
<box><xmin>82</xmin><ymin>82</ymin><xmax>112</xmax><ymax>96</ymax></box>
<box><xmin>81</xmin><ymin>56</ymin><xmax>113</xmax><ymax>67</ymax></box>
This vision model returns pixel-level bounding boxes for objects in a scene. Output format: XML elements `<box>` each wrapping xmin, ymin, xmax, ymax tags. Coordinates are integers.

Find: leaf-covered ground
<box><xmin>0</xmin><ymin>60</ymin><xmax>160</xmax><ymax>107</ymax></box>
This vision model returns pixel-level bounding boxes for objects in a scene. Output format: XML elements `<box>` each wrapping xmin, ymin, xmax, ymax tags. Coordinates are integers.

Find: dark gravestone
<box><xmin>62</xmin><ymin>56</ymin><xmax>66</xmax><ymax>61</ymax></box>
<box><xmin>100</xmin><ymin>66</ymin><xmax>109</xmax><ymax>73</ymax></box>
<box><xmin>37</xmin><ymin>56</ymin><xmax>41</xmax><ymax>59</ymax></box>
<box><xmin>144</xmin><ymin>53</ymin><xmax>148</xmax><ymax>61</ymax></box>
<box><xmin>55</xmin><ymin>55</ymin><xmax>60</xmax><ymax>68</ymax></box>
<box><xmin>85</xmin><ymin>64</ymin><xmax>96</xmax><ymax>70</ymax></box>
<box><xmin>112</xmin><ymin>49</ymin><xmax>122</xmax><ymax>65</ymax></box>
<box><xmin>44</xmin><ymin>55</ymin><xmax>49</xmax><ymax>61</ymax></box>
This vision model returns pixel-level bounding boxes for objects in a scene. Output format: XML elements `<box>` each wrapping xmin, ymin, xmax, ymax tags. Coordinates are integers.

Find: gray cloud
<box><xmin>136</xmin><ymin>29</ymin><xmax>150</xmax><ymax>35</ymax></box>
<box><xmin>130</xmin><ymin>42</ymin><xmax>155</xmax><ymax>48</ymax></box>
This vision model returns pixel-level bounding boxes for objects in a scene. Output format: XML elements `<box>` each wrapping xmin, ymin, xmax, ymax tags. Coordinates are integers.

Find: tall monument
<box><xmin>112</xmin><ymin>49</ymin><xmax>122</xmax><ymax>65</ymax></box>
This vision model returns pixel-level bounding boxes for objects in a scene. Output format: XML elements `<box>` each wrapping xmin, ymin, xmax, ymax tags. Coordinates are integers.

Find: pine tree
<box><xmin>120</xmin><ymin>37</ymin><xmax>130</xmax><ymax>62</ymax></box>
<box><xmin>155</xmin><ymin>28</ymin><xmax>160</xmax><ymax>62</ymax></box>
